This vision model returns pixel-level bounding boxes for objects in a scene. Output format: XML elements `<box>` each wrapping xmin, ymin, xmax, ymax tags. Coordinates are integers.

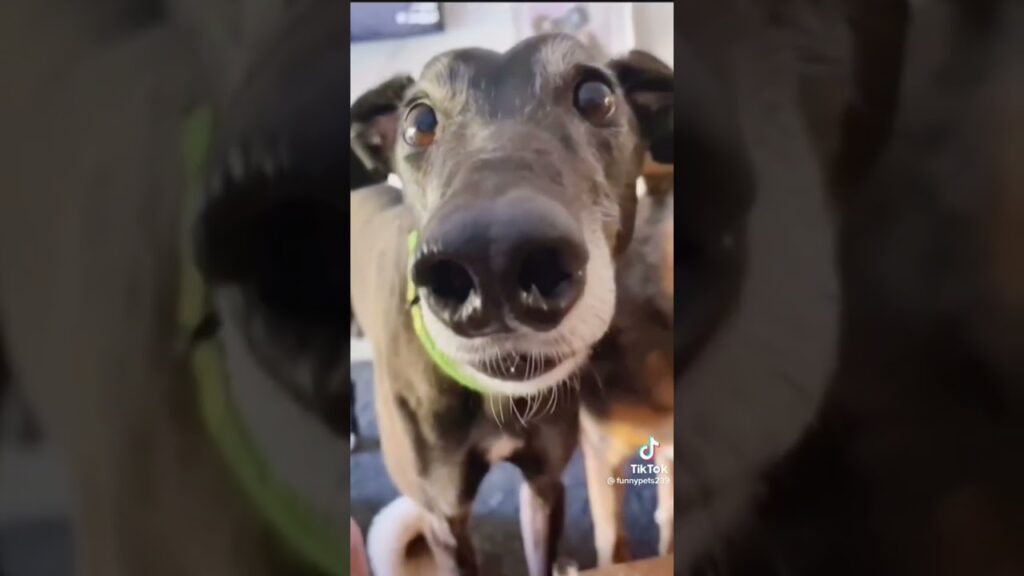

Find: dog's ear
<box><xmin>609</xmin><ymin>50</ymin><xmax>674</xmax><ymax>164</ymax></box>
<box><xmin>350</xmin><ymin>75</ymin><xmax>414</xmax><ymax>183</ymax></box>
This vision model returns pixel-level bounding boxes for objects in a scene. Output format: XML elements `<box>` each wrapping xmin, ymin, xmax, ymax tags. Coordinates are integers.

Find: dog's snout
<box><xmin>411</xmin><ymin>193</ymin><xmax>588</xmax><ymax>337</ymax></box>
<box><xmin>411</xmin><ymin>255</ymin><xmax>502</xmax><ymax>336</ymax></box>
<box><xmin>512</xmin><ymin>239</ymin><xmax>586</xmax><ymax>329</ymax></box>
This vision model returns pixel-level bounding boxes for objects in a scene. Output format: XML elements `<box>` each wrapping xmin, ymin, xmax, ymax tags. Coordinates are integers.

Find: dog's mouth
<box><xmin>471</xmin><ymin>352</ymin><xmax>561</xmax><ymax>382</ymax></box>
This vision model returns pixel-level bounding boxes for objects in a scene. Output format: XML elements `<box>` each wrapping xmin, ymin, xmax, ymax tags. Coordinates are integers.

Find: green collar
<box><xmin>405</xmin><ymin>230</ymin><xmax>485</xmax><ymax>393</ymax></box>
<box><xmin>178</xmin><ymin>107</ymin><xmax>345</xmax><ymax>575</ymax></box>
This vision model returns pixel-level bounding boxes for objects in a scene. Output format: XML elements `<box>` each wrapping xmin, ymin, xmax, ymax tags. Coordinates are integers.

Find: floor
<box><xmin>349</xmin><ymin>360</ymin><xmax>664</xmax><ymax>575</ymax></box>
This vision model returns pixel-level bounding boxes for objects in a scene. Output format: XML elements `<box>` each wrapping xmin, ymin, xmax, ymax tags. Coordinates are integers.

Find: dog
<box><xmin>579</xmin><ymin>39</ymin><xmax>755</xmax><ymax>567</ymax></box>
<box><xmin>2</xmin><ymin>1</ymin><xmax>353</xmax><ymax>574</ymax></box>
<box><xmin>688</xmin><ymin>0</ymin><xmax>1024</xmax><ymax>574</ymax></box>
<box><xmin>579</xmin><ymin>184</ymin><xmax>677</xmax><ymax>567</ymax></box>
<box><xmin>349</xmin><ymin>34</ymin><xmax>674</xmax><ymax>575</ymax></box>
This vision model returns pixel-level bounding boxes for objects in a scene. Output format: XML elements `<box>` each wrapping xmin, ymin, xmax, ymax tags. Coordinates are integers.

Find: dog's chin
<box><xmin>419</xmin><ymin>223</ymin><xmax>616</xmax><ymax>398</ymax></box>
<box><xmin>461</xmin><ymin>348</ymin><xmax>591</xmax><ymax>397</ymax></box>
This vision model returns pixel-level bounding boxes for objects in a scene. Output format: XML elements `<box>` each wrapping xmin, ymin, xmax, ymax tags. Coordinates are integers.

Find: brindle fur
<box><xmin>579</xmin><ymin>37</ymin><xmax>755</xmax><ymax>567</ymax></box>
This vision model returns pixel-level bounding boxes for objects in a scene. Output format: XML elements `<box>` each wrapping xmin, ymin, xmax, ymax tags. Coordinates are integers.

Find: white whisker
<box><xmin>489</xmin><ymin>394</ymin><xmax>503</xmax><ymax>429</ymax></box>
<box><xmin>546</xmin><ymin>383</ymin><xmax>559</xmax><ymax>416</ymax></box>
<box><xmin>512</xmin><ymin>398</ymin><xmax>526</xmax><ymax>427</ymax></box>
<box><xmin>525</xmin><ymin>392</ymin><xmax>538</xmax><ymax>422</ymax></box>
<box><xmin>530</xmin><ymin>389</ymin><xmax>544</xmax><ymax>421</ymax></box>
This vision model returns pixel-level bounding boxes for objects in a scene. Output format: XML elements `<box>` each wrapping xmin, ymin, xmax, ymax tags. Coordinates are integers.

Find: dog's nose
<box><xmin>411</xmin><ymin>193</ymin><xmax>588</xmax><ymax>337</ymax></box>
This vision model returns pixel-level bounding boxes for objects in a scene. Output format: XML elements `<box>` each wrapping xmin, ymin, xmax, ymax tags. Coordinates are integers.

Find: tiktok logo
<box><xmin>638</xmin><ymin>436</ymin><xmax>659</xmax><ymax>461</ymax></box>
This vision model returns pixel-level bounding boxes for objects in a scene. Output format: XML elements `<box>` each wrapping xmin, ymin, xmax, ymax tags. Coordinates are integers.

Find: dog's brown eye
<box><xmin>574</xmin><ymin>80</ymin><xmax>615</xmax><ymax>124</ymax></box>
<box><xmin>403</xmin><ymin>104</ymin><xmax>438</xmax><ymax>148</ymax></box>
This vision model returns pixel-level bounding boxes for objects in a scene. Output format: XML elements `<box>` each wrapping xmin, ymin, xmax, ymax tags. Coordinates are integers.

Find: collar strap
<box><xmin>406</xmin><ymin>230</ymin><xmax>485</xmax><ymax>393</ymax></box>
<box><xmin>179</xmin><ymin>106</ymin><xmax>345</xmax><ymax>575</ymax></box>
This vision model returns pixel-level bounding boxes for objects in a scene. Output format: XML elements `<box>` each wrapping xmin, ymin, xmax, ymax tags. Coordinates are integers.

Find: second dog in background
<box><xmin>580</xmin><ymin>41</ymin><xmax>754</xmax><ymax>567</ymax></box>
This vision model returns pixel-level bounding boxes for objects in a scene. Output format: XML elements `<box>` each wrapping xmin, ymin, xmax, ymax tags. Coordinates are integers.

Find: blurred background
<box><xmin>0</xmin><ymin>2</ymin><xmax>347</xmax><ymax>575</ymax></box>
<box><xmin>349</xmin><ymin>3</ymin><xmax>674</xmax><ymax>104</ymax></box>
<box><xmin>348</xmin><ymin>3</ymin><xmax>676</xmax><ymax>574</ymax></box>
<box><xmin>0</xmin><ymin>1</ymin><xmax>853</xmax><ymax>574</ymax></box>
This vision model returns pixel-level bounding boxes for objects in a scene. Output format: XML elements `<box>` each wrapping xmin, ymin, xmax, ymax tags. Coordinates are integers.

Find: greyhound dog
<box><xmin>350</xmin><ymin>34</ymin><xmax>673</xmax><ymax>575</ymax></box>
<box><xmin>689</xmin><ymin>0</ymin><xmax>1024</xmax><ymax>573</ymax></box>
<box><xmin>2</xmin><ymin>1</ymin><xmax>351</xmax><ymax>574</ymax></box>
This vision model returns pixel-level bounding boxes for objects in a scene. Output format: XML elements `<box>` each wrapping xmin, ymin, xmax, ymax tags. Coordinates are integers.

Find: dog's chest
<box><xmin>484</xmin><ymin>434</ymin><xmax>526</xmax><ymax>464</ymax></box>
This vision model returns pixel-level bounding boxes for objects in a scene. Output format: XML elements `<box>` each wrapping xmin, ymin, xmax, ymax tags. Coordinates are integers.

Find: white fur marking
<box><xmin>366</xmin><ymin>496</ymin><xmax>431</xmax><ymax>576</ymax></box>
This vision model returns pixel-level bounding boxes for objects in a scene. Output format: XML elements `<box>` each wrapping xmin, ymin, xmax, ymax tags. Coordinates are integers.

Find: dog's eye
<box><xmin>574</xmin><ymin>80</ymin><xmax>615</xmax><ymax>124</ymax></box>
<box><xmin>403</xmin><ymin>104</ymin><xmax>438</xmax><ymax>148</ymax></box>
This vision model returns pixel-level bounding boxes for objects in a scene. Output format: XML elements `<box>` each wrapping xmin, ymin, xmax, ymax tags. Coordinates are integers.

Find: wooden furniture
<box><xmin>579</xmin><ymin>555</ymin><xmax>674</xmax><ymax>575</ymax></box>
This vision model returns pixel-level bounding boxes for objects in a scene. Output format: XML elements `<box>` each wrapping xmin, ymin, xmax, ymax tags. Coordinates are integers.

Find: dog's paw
<box><xmin>553</xmin><ymin>558</ymin><xmax>580</xmax><ymax>576</ymax></box>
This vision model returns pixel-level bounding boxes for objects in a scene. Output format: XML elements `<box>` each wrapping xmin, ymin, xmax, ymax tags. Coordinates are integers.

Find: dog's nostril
<box><xmin>424</xmin><ymin>259</ymin><xmax>475</xmax><ymax>305</ymax></box>
<box><xmin>518</xmin><ymin>247</ymin><xmax>577</xmax><ymax>303</ymax></box>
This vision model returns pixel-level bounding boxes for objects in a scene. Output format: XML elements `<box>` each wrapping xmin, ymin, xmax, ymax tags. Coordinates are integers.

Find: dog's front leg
<box><xmin>655</xmin><ymin>448</ymin><xmax>675</xmax><ymax>555</ymax></box>
<box><xmin>425</xmin><ymin>511</ymin><xmax>478</xmax><ymax>576</ymax></box>
<box><xmin>520</xmin><ymin>475</ymin><xmax>565</xmax><ymax>576</ymax></box>
<box><xmin>581</xmin><ymin>429</ymin><xmax>630</xmax><ymax>566</ymax></box>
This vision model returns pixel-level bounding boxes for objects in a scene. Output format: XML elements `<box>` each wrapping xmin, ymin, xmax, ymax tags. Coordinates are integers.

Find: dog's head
<box><xmin>370</xmin><ymin>34</ymin><xmax>673</xmax><ymax>396</ymax></box>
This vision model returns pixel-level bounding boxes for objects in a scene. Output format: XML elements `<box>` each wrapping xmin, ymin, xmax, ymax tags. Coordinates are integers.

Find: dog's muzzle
<box><xmin>411</xmin><ymin>191</ymin><xmax>588</xmax><ymax>338</ymax></box>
